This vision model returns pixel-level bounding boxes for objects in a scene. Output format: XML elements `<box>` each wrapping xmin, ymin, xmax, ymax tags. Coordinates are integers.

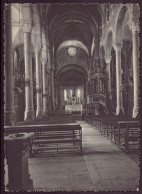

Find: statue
<box><xmin>72</xmin><ymin>93</ymin><xmax>76</xmax><ymax>106</ymax></box>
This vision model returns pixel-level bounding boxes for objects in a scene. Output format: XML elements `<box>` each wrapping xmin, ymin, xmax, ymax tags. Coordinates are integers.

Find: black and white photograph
<box><xmin>3</xmin><ymin>1</ymin><xmax>140</xmax><ymax>192</ymax></box>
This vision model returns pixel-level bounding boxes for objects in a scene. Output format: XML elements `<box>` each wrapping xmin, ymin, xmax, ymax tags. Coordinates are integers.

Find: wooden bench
<box><xmin>113</xmin><ymin>121</ymin><xmax>140</xmax><ymax>152</ymax></box>
<box><xmin>4</xmin><ymin>123</ymin><xmax>82</xmax><ymax>155</ymax></box>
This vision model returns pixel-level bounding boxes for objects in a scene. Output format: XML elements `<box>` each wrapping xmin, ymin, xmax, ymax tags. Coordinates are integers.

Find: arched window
<box><xmin>70</xmin><ymin>90</ymin><xmax>72</xmax><ymax>97</ymax></box>
<box><xmin>77</xmin><ymin>89</ymin><xmax>80</xmax><ymax>98</ymax></box>
<box><xmin>64</xmin><ymin>89</ymin><xmax>67</xmax><ymax>101</ymax></box>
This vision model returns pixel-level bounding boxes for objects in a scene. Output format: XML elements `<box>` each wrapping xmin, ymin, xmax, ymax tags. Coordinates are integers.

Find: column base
<box><xmin>116</xmin><ymin>107</ymin><xmax>124</xmax><ymax>115</ymax></box>
<box><xmin>36</xmin><ymin>110</ymin><xmax>43</xmax><ymax>119</ymax></box>
<box><xmin>42</xmin><ymin>111</ymin><xmax>48</xmax><ymax>119</ymax></box>
<box><xmin>24</xmin><ymin>110</ymin><xmax>35</xmax><ymax>122</ymax></box>
<box><xmin>4</xmin><ymin>110</ymin><xmax>16</xmax><ymax>126</ymax></box>
<box><xmin>132</xmin><ymin>106</ymin><xmax>139</xmax><ymax>118</ymax></box>
<box><xmin>108</xmin><ymin>91</ymin><xmax>112</xmax><ymax>100</ymax></box>
<box><xmin>95</xmin><ymin>104</ymin><xmax>99</xmax><ymax>115</ymax></box>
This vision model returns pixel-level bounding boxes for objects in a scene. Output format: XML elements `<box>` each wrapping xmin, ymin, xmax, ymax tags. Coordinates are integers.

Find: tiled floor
<box><xmin>28</xmin><ymin>121</ymin><xmax>140</xmax><ymax>192</ymax></box>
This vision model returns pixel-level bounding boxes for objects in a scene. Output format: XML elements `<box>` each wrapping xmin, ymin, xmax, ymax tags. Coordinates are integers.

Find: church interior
<box><xmin>4</xmin><ymin>3</ymin><xmax>140</xmax><ymax>192</ymax></box>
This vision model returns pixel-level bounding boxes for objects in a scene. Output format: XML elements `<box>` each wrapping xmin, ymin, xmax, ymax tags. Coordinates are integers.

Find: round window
<box><xmin>67</xmin><ymin>47</ymin><xmax>77</xmax><ymax>56</ymax></box>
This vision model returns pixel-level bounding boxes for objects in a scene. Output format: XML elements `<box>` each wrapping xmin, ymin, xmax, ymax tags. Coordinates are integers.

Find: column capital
<box><xmin>100</xmin><ymin>41</ymin><xmax>105</xmax><ymax>47</ymax></box>
<box><xmin>43</xmin><ymin>93</ymin><xmax>48</xmax><ymax>97</ymax></box>
<box><xmin>34</xmin><ymin>45</ymin><xmax>42</xmax><ymax>53</ymax></box>
<box><xmin>51</xmin><ymin>64</ymin><xmax>55</xmax><ymax>71</ymax></box>
<box><xmin>36</xmin><ymin>87</ymin><xmax>42</xmax><ymax>94</ymax></box>
<box><xmin>25</xmin><ymin>79</ymin><xmax>31</xmax><ymax>87</ymax></box>
<box><xmin>47</xmin><ymin>47</ymin><xmax>50</xmax><ymax>51</ymax></box>
<box><xmin>129</xmin><ymin>21</ymin><xmax>140</xmax><ymax>33</ymax></box>
<box><xmin>5</xmin><ymin>4</ymin><xmax>11</xmax><ymax>10</ymax></box>
<box><xmin>114</xmin><ymin>43</ymin><xmax>122</xmax><ymax>52</ymax></box>
<box><xmin>105</xmin><ymin>58</ymin><xmax>111</xmax><ymax>64</ymax></box>
<box><xmin>41</xmin><ymin>57</ymin><xmax>48</xmax><ymax>63</ymax></box>
<box><xmin>22</xmin><ymin>21</ymin><xmax>33</xmax><ymax>33</ymax></box>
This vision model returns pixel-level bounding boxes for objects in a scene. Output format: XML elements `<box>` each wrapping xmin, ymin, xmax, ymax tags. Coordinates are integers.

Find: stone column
<box><xmin>23</xmin><ymin>22</ymin><xmax>34</xmax><ymax>121</ymax></box>
<box><xmin>100</xmin><ymin>80</ymin><xmax>102</xmax><ymax>93</ymax></box>
<box><xmin>114</xmin><ymin>44</ymin><xmax>124</xmax><ymax>115</ymax></box>
<box><xmin>57</xmin><ymin>82</ymin><xmax>60</xmax><ymax>108</ymax></box>
<box><xmin>106</xmin><ymin>58</ymin><xmax>112</xmax><ymax>99</ymax></box>
<box><xmin>34</xmin><ymin>45</ymin><xmax>43</xmax><ymax>118</ymax></box>
<box><xmin>91</xmin><ymin>80</ymin><xmax>94</xmax><ymax>103</ymax></box>
<box><xmin>4</xmin><ymin>5</ymin><xmax>16</xmax><ymax>125</ymax></box>
<box><xmin>41</xmin><ymin>58</ymin><xmax>48</xmax><ymax>118</ymax></box>
<box><xmin>13</xmin><ymin>51</ymin><xmax>18</xmax><ymax>72</ymax></box>
<box><xmin>55</xmin><ymin>81</ymin><xmax>59</xmax><ymax>108</ymax></box>
<box><xmin>131</xmin><ymin>22</ymin><xmax>140</xmax><ymax>118</ymax></box>
<box><xmin>51</xmin><ymin>67</ymin><xmax>55</xmax><ymax>110</ymax></box>
<box><xmin>97</xmin><ymin>79</ymin><xmax>100</xmax><ymax>93</ymax></box>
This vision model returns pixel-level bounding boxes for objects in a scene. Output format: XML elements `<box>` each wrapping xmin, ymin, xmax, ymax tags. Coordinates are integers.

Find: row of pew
<box><xmin>83</xmin><ymin>111</ymin><xmax>140</xmax><ymax>153</ymax></box>
<box><xmin>5</xmin><ymin>123</ymin><xmax>82</xmax><ymax>156</ymax></box>
<box><xmin>4</xmin><ymin>121</ymin><xmax>83</xmax><ymax>190</ymax></box>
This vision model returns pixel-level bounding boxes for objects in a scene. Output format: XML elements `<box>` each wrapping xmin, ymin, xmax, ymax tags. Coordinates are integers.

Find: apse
<box><xmin>59</xmin><ymin>70</ymin><xmax>85</xmax><ymax>109</ymax></box>
<box><xmin>60</xmin><ymin>70</ymin><xmax>84</xmax><ymax>86</ymax></box>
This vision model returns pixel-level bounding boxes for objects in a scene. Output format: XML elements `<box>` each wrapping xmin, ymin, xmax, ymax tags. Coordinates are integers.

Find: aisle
<box><xmin>29</xmin><ymin>121</ymin><xmax>139</xmax><ymax>191</ymax></box>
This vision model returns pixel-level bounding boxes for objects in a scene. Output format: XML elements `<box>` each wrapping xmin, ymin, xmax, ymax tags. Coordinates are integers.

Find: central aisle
<box><xmin>29</xmin><ymin>121</ymin><xmax>139</xmax><ymax>191</ymax></box>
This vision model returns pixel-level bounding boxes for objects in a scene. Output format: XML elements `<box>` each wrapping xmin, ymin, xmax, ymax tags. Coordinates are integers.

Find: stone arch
<box><xmin>122</xmin><ymin>25</ymin><xmax>132</xmax><ymax>43</ymax></box>
<box><xmin>115</xmin><ymin>5</ymin><xmax>130</xmax><ymax>45</ymax></box>
<box><xmin>12</xmin><ymin>28</ymin><xmax>24</xmax><ymax>49</ymax></box>
<box><xmin>57</xmin><ymin>40</ymin><xmax>89</xmax><ymax>56</ymax></box>
<box><xmin>56</xmin><ymin>46</ymin><xmax>88</xmax><ymax>74</ymax></box>
<box><xmin>57</xmin><ymin>64</ymin><xmax>87</xmax><ymax>109</ymax></box>
<box><xmin>105</xmin><ymin>30</ymin><xmax>114</xmax><ymax>60</ymax></box>
<box><xmin>12</xmin><ymin>28</ymin><xmax>35</xmax><ymax>57</ymax></box>
<box><xmin>57</xmin><ymin>64</ymin><xmax>87</xmax><ymax>81</ymax></box>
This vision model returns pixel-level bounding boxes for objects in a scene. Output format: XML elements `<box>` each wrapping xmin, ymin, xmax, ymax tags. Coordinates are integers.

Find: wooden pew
<box><xmin>4</xmin><ymin>123</ymin><xmax>82</xmax><ymax>155</ymax></box>
<box><xmin>113</xmin><ymin>121</ymin><xmax>140</xmax><ymax>152</ymax></box>
<box><xmin>124</xmin><ymin>123</ymin><xmax>140</xmax><ymax>152</ymax></box>
<box><xmin>83</xmin><ymin>111</ymin><xmax>140</xmax><ymax>153</ymax></box>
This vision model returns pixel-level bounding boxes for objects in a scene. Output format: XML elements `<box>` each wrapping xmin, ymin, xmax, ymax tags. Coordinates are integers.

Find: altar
<box><xmin>65</xmin><ymin>104</ymin><xmax>83</xmax><ymax>114</ymax></box>
<box><xmin>63</xmin><ymin>88</ymin><xmax>83</xmax><ymax>114</ymax></box>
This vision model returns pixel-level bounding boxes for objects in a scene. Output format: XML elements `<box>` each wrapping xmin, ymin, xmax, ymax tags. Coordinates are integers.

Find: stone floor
<box><xmin>28</xmin><ymin>121</ymin><xmax>140</xmax><ymax>192</ymax></box>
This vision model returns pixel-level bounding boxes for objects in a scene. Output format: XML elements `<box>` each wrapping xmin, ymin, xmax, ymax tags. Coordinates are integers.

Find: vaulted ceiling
<box><xmin>13</xmin><ymin>3</ymin><xmax>103</xmax><ymax>82</ymax></box>
<box><xmin>46</xmin><ymin>4</ymin><xmax>102</xmax><ymax>55</ymax></box>
<box><xmin>60</xmin><ymin>70</ymin><xmax>85</xmax><ymax>86</ymax></box>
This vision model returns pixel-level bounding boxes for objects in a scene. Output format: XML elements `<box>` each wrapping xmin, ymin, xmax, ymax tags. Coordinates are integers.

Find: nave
<box><xmin>26</xmin><ymin>121</ymin><xmax>140</xmax><ymax>191</ymax></box>
<box><xmin>5</xmin><ymin>119</ymin><xmax>139</xmax><ymax>192</ymax></box>
<box><xmin>3</xmin><ymin>3</ymin><xmax>140</xmax><ymax>192</ymax></box>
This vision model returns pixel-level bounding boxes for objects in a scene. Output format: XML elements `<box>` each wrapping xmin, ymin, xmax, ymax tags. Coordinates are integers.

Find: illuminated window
<box><xmin>70</xmin><ymin>90</ymin><xmax>72</xmax><ymax>97</ymax></box>
<box><xmin>77</xmin><ymin>89</ymin><xmax>80</xmax><ymax>98</ymax></box>
<box><xmin>64</xmin><ymin>89</ymin><xmax>67</xmax><ymax>100</ymax></box>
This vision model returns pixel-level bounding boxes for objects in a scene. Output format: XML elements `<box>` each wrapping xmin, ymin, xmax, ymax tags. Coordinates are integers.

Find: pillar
<box><xmin>4</xmin><ymin>5</ymin><xmax>16</xmax><ymax>125</ymax></box>
<box><xmin>41</xmin><ymin>58</ymin><xmax>48</xmax><ymax>118</ymax></box>
<box><xmin>34</xmin><ymin>45</ymin><xmax>43</xmax><ymax>118</ymax></box>
<box><xmin>57</xmin><ymin>82</ymin><xmax>60</xmax><ymax>108</ymax></box>
<box><xmin>55</xmin><ymin>81</ymin><xmax>59</xmax><ymax>108</ymax></box>
<box><xmin>106</xmin><ymin>58</ymin><xmax>112</xmax><ymax>99</ymax></box>
<box><xmin>23</xmin><ymin>22</ymin><xmax>34</xmax><ymax>121</ymax></box>
<box><xmin>131</xmin><ymin>22</ymin><xmax>140</xmax><ymax>118</ymax></box>
<box><xmin>13</xmin><ymin>51</ymin><xmax>18</xmax><ymax>72</ymax></box>
<box><xmin>100</xmin><ymin>80</ymin><xmax>102</xmax><ymax>94</ymax></box>
<box><xmin>114</xmin><ymin>44</ymin><xmax>124</xmax><ymax>115</ymax></box>
<box><xmin>97</xmin><ymin>79</ymin><xmax>100</xmax><ymax>93</ymax></box>
<box><xmin>51</xmin><ymin>66</ymin><xmax>55</xmax><ymax>110</ymax></box>
<box><xmin>54</xmin><ymin>78</ymin><xmax>58</xmax><ymax>108</ymax></box>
